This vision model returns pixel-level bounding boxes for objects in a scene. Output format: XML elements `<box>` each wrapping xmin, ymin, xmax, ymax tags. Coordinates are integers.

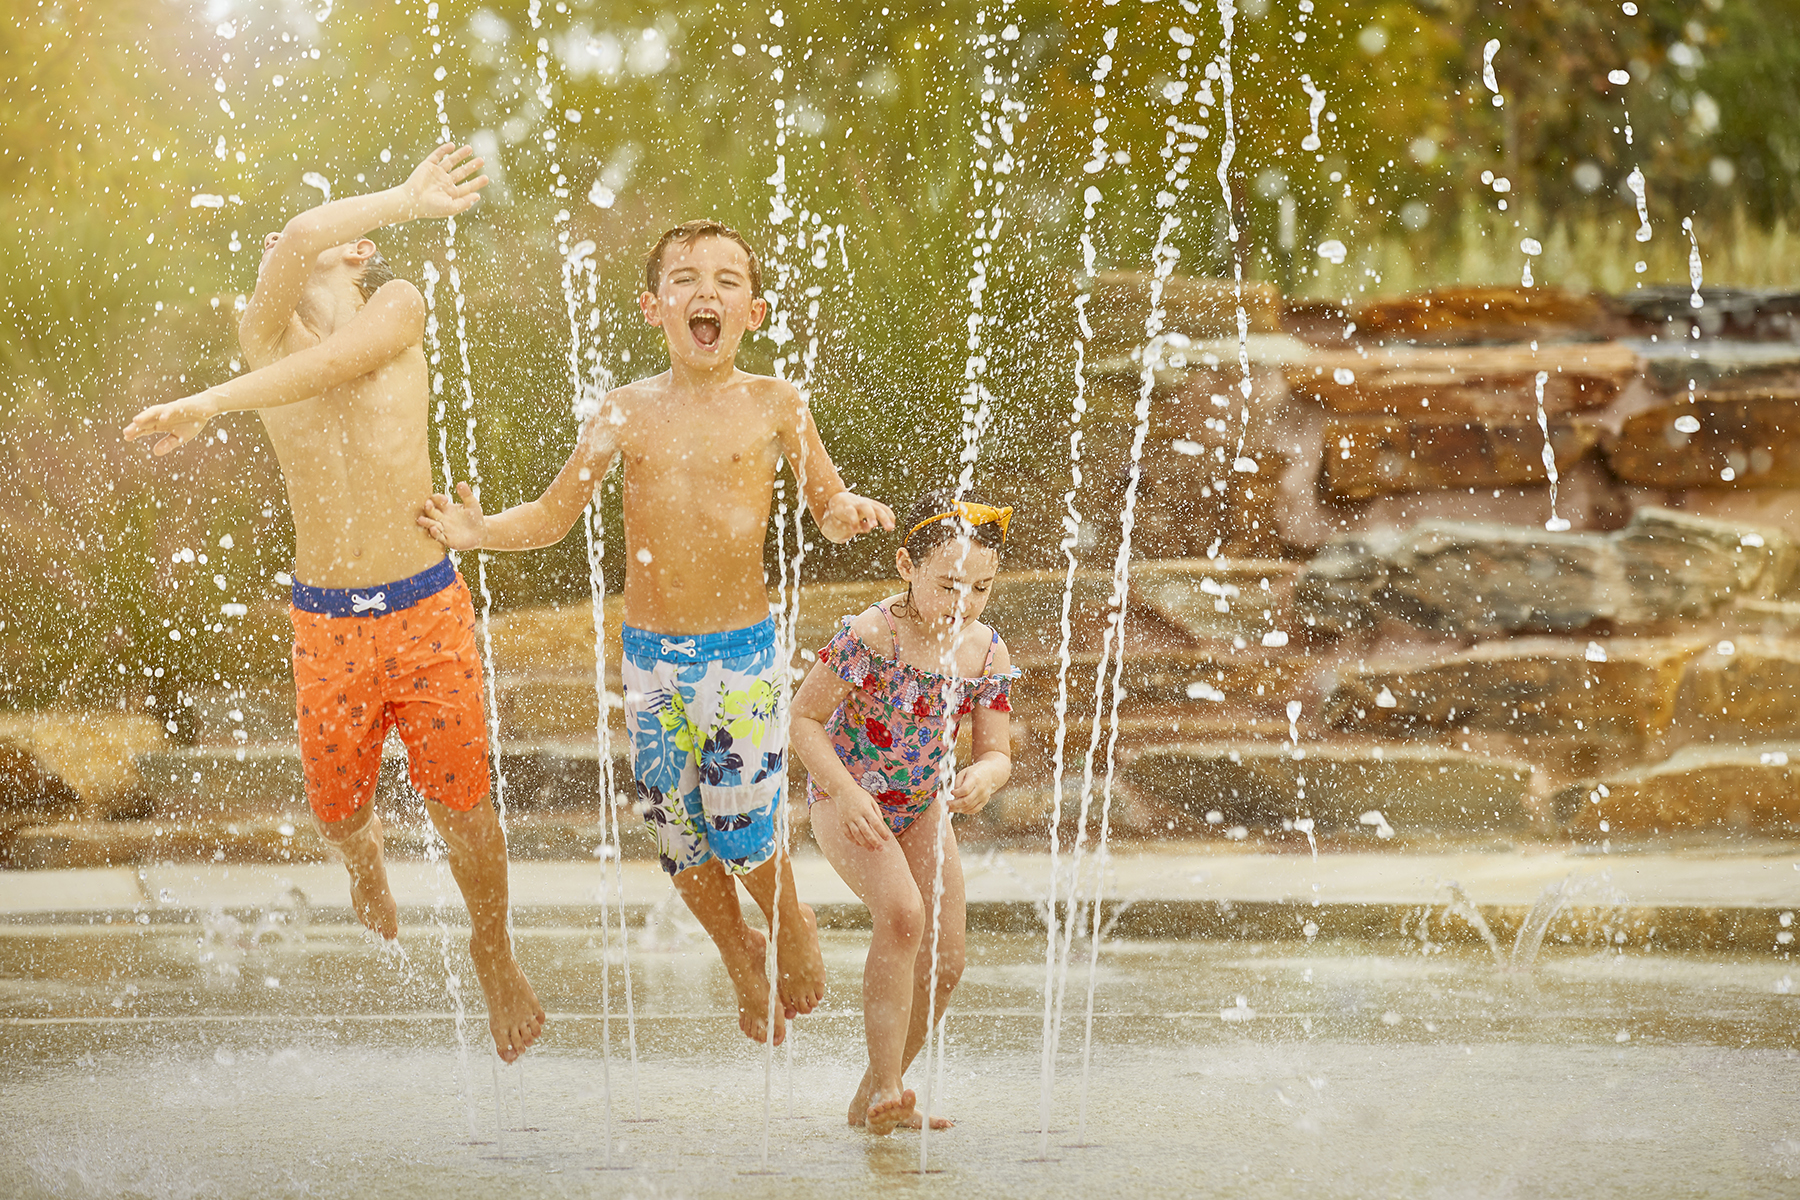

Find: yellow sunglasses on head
<box><xmin>905</xmin><ymin>501</ymin><xmax>1011</xmax><ymax>545</ymax></box>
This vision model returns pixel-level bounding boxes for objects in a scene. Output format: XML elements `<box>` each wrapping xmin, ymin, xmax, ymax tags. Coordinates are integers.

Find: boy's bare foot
<box><xmin>345</xmin><ymin>862</ymin><xmax>398</xmax><ymax>940</ymax></box>
<box><xmin>866</xmin><ymin>1088</ymin><xmax>916</xmax><ymax>1137</ymax></box>
<box><xmin>719</xmin><ymin>924</ymin><xmax>786</xmax><ymax>1046</ymax></box>
<box><xmin>897</xmin><ymin>1110</ymin><xmax>954</xmax><ymax>1131</ymax></box>
<box><xmin>469</xmin><ymin>932</ymin><xmax>546</xmax><ymax>1063</ymax></box>
<box><xmin>775</xmin><ymin>901</ymin><xmax>826</xmax><ymax>1016</ymax></box>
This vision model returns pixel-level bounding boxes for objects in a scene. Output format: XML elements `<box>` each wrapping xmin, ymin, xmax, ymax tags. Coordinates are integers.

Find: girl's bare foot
<box><xmin>719</xmin><ymin>925</ymin><xmax>785</xmax><ymax>1045</ymax></box>
<box><xmin>848</xmin><ymin>1066</ymin><xmax>875</xmax><ymax>1126</ymax></box>
<box><xmin>469</xmin><ymin>932</ymin><xmax>546</xmax><ymax>1063</ymax></box>
<box><xmin>866</xmin><ymin>1088</ymin><xmax>916</xmax><ymax>1136</ymax></box>
<box><xmin>776</xmin><ymin>901</ymin><xmax>826</xmax><ymax>1016</ymax></box>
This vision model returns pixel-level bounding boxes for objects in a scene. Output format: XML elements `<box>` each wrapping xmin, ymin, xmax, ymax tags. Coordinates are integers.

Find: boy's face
<box><xmin>639</xmin><ymin>235</ymin><xmax>766</xmax><ymax>370</ymax></box>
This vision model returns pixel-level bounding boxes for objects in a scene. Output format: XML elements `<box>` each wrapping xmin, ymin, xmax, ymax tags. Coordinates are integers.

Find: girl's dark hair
<box><xmin>900</xmin><ymin>489</ymin><xmax>1007</xmax><ymax>558</ymax></box>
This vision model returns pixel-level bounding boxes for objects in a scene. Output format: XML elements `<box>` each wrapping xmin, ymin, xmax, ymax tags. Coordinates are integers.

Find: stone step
<box><xmin>1671</xmin><ymin>638</ymin><xmax>1800</xmax><ymax>741</ymax></box>
<box><xmin>1284</xmin><ymin>342</ymin><xmax>1640</xmax><ymax>416</ymax></box>
<box><xmin>1322</xmin><ymin>414</ymin><xmax>1600</xmax><ymax>500</ymax></box>
<box><xmin>1603</xmin><ymin>398</ymin><xmax>1800</xmax><ymax>489</ymax></box>
<box><xmin>1081</xmin><ymin>271</ymin><xmax>1284</xmax><ymax>352</ymax></box>
<box><xmin>1118</xmin><ymin>742</ymin><xmax>1533</xmax><ymax>835</ymax></box>
<box><xmin>1609</xmin><ymin>288</ymin><xmax>1800</xmax><ymax>341</ymax></box>
<box><xmin>1553</xmin><ymin>743</ymin><xmax>1800</xmax><ymax>835</ymax></box>
<box><xmin>1008</xmin><ymin>649</ymin><xmax>1313</xmax><ymax>719</ymax></box>
<box><xmin>1635</xmin><ymin>340</ymin><xmax>1800</xmax><ymax>391</ymax></box>
<box><xmin>1325</xmin><ymin>636</ymin><xmax>1704</xmax><ymax>740</ymax></box>
<box><xmin>0</xmin><ymin>712</ymin><xmax>163</xmax><ymax>819</ymax></box>
<box><xmin>1294</xmin><ymin>507</ymin><xmax>1796</xmax><ymax>636</ymax></box>
<box><xmin>1352</xmin><ymin>285</ymin><xmax>1613</xmax><ymax>345</ymax></box>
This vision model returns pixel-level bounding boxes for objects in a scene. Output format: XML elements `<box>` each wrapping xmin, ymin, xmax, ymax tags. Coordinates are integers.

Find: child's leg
<box><xmin>425</xmin><ymin>797</ymin><xmax>546</xmax><ymax>1063</ymax></box>
<box><xmin>671</xmin><ymin>860</ymin><xmax>784</xmax><ymax>1046</ymax></box>
<box><xmin>314</xmin><ymin>800</ymin><xmax>398</xmax><ymax>940</ymax></box>
<box><xmin>812</xmin><ymin>802</ymin><xmax>927</xmax><ymax>1134</ymax></box>
<box><xmin>892</xmin><ymin>803</ymin><xmax>967</xmax><ymax>1129</ymax></box>
<box><xmin>737</xmin><ymin>847</ymin><xmax>825</xmax><ymax>1016</ymax></box>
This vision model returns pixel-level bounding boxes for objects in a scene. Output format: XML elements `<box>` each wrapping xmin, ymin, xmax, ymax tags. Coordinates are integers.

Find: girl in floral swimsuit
<box><xmin>790</xmin><ymin>491</ymin><xmax>1018</xmax><ymax>1136</ymax></box>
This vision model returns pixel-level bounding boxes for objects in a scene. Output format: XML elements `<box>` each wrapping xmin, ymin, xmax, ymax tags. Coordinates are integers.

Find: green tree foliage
<box><xmin>2</xmin><ymin>0</ymin><xmax>1794</xmax><ymax>707</ymax></box>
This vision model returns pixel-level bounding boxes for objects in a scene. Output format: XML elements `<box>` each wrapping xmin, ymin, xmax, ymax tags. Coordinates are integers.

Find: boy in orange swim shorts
<box><xmin>289</xmin><ymin>558</ymin><xmax>490</xmax><ymax>824</ymax></box>
<box><xmin>125</xmin><ymin>145</ymin><xmax>544</xmax><ymax>1064</ymax></box>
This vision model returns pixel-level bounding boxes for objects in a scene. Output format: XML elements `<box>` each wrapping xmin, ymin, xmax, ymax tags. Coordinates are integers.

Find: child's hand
<box><xmin>949</xmin><ymin>761</ymin><xmax>1005</xmax><ymax>815</ymax></box>
<box><xmin>833</xmin><ymin>787</ymin><xmax>892</xmax><ymax>851</ymax></box>
<box><xmin>400</xmin><ymin>143</ymin><xmax>488</xmax><ymax>221</ymax></box>
<box><xmin>123</xmin><ymin>392</ymin><xmax>218</xmax><ymax>456</ymax></box>
<box><xmin>820</xmin><ymin>491</ymin><xmax>895</xmax><ymax>543</ymax></box>
<box><xmin>418</xmin><ymin>481</ymin><xmax>487</xmax><ymax>550</ymax></box>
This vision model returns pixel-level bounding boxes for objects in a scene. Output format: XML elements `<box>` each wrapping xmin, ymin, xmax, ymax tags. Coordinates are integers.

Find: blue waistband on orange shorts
<box><xmin>290</xmin><ymin>557</ymin><xmax>457</xmax><ymax>618</ymax></box>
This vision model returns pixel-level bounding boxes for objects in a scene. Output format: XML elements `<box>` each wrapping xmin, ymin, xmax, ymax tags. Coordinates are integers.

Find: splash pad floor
<box><xmin>3</xmin><ymin>850</ymin><xmax>1798</xmax><ymax>1199</ymax></box>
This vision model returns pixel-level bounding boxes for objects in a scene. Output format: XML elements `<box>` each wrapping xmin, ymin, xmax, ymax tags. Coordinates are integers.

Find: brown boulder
<box><xmin>1554</xmin><ymin>744</ymin><xmax>1800</xmax><ymax>833</ymax></box>
<box><xmin>1286</xmin><ymin>343</ymin><xmax>1641</xmax><ymax>416</ymax></box>
<box><xmin>1324</xmin><ymin>636</ymin><xmax>1704</xmax><ymax>739</ymax></box>
<box><xmin>1322</xmin><ymin>415</ymin><xmax>1600</xmax><ymax>500</ymax></box>
<box><xmin>1604</xmin><ymin>398</ymin><xmax>1800</xmax><ymax>489</ymax></box>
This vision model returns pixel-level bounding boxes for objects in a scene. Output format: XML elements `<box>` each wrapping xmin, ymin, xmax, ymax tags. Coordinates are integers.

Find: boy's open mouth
<box><xmin>689</xmin><ymin>312</ymin><xmax>722</xmax><ymax>350</ymax></box>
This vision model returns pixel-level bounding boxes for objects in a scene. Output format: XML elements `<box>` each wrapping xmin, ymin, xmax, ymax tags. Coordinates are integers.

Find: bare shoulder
<box><xmin>742</xmin><ymin>371</ymin><xmax>804</xmax><ymax>416</ymax></box>
<box><xmin>369</xmin><ymin>277</ymin><xmax>425</xmax><ymax>319</ymax></box>
<box><xmin>847</xmin><ymin>602</ymin><xmax>898</xmax><ymax>653</ymax></box>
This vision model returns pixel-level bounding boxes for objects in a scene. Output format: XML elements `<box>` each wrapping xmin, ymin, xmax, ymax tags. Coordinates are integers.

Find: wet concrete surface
<box><xmin>3</xmin><ymin>903</ymin><xmax>1798</xmax><ymax>1199</ymax></box>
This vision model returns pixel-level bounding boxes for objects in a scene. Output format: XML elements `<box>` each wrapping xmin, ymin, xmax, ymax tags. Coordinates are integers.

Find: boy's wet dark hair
<box><xmin>355</xmin><ymin>250</ymin><xmax>397</xmax><ymax>302</ymax></box>
<box><xmin>644</xmin><ymin>219</ymin><xmax>764</xmax><ymax>296</ymax></box>
<box><xmin>900</xmin><ymin>489</ymin><xmax>1008</xmax><ymax>560</ymax></box>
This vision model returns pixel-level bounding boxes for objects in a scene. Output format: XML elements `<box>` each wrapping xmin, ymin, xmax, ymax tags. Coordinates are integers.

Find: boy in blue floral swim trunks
<box><xmin>419</xmin><ymin>220</ymin><xmax>893</xmax><ymax>1045</ymax></box>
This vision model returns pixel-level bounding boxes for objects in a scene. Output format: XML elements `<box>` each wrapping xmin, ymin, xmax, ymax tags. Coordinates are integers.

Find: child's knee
<box><xmin>314</xmin><ymin>800</ymin><xmax>376</xmax><ymax>846</ymax></box>
<box><xmin>427</xmin><ymin>795</ymin><xmax>502</xmax><ymax>854</ymax></box>
<box><xmin>874</xmin><ymin>894</ymin><xmax>926</xmax><ymax>947</ymax></box>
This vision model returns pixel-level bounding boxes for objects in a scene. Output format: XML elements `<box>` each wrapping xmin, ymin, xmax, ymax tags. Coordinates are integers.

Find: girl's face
<box><xmin>897</xmin><ymin>537</ymin><xmax>1000</xmax><ymax>630</ymax></box>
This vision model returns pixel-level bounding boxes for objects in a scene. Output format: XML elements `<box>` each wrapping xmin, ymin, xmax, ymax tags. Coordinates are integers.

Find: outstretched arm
<box><xmin>418</xmin><ymin>407</ymin><xmax>620</xmax><ymax>552</ymax></box>
<box><xmin>124</xmin><ymin>280</ymin><xmax>426</xmax><ymax>455</ymax></box>
<box><xmin>775</xmin><ymin>389</ymin><xmax>895</xmax><ymax>542</ymax></box>
<box><xmin>239</xmin><ymin>143</ymin><xmax>486</xmax><ymax>359</ymax></box>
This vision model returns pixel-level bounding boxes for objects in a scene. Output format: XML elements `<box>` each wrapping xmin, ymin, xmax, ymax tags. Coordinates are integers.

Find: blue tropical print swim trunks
<box><xmin>621</xmin><ymin>616</ymin><xmax>786</xmax><ymax>877</ymax></box>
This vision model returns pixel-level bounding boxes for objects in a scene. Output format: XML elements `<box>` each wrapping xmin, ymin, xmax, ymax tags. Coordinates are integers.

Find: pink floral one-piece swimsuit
<box><xmin>806</xmin><ymin>603</ymin><xmax>1018</xmax><ymax>836</ymax></box>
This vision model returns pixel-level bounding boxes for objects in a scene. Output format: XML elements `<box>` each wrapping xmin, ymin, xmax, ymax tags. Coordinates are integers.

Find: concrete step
<box><xmin>1</xmin><ymin>809</ymin><xmax>651</xmax><ymax>871</ymax></box>
<box><xmin>136</xmin><ymin>741</ymin><xmax>637</xmax><ymax>815</ymax></box>
<box><xmin>1324</xmin><ymin>636</ymin><xmax>1704</xmax><ymax>740</ymax></box>
<box><xmin>1554</xmin><ymin>743</ymin><xmax>1800</xmax><ymax>836</ymax></box>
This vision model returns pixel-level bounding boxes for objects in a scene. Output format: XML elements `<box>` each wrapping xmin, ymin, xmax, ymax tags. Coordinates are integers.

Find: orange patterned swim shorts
<box><xmin>289</xmin><ymin>559</ymin><xmax>491</xmax><ymax>824</ymax></box>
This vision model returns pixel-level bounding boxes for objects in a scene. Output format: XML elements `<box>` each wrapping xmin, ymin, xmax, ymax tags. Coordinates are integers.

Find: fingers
<box><xmin>870</xmin><ymin>500</ymin><xmax>896</xmax><ymax>531</ymax></box>
<box><xmin>451</xmin><ymin>155</ymin><xmax>485</xmax><ymax>185</ymax></box>
<box><xmin>153</xmin><ymin>433</ymin><xmax>185</xmax><ymax>456</ymax></box>
<box><xmin>455</xmin><ymin>480</ymin><xmax>474</xmax><ymax>501</ymax></box>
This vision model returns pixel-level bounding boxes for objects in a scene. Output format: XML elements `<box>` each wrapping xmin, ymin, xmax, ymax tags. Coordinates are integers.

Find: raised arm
<box><xmin>124</xmin><ymin>280</ymin><xmax>426</xmax><ymax>455</ymax></box>
<box><xmin>239</xmin><ymin>144</ymin><xmax>486</xmax><ymax>359</ymax></box>
<box><xmin>775</xmin><ymin>388</ymin><xmax>895</xmax><ymax>542</ymax></box>
<box><xmin>418</xmin><ymin>406</ymin><xmax>620</xmax><ymax>552</ymax></box>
